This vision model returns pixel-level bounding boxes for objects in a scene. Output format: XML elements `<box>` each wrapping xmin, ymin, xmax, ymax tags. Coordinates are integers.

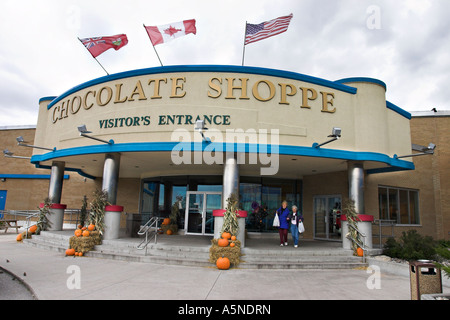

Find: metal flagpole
<box><xmin>143</xmin><ymin>24</ymin><xmax>163</xmax><ymax>67</ymax></box>
<box><xmin>77</xmin><ymin>37</ymin><xmax>109</xmax><ymax>76</ymax></box>
<box><xmin>242</xmin><ymin>21</ymin><xmax>247</xmax><ymax>66</ymax></box>
<box><xmin>93</xmin><ymin>57</ymin><xmax>109</xmax><ymax>76</ymax></box>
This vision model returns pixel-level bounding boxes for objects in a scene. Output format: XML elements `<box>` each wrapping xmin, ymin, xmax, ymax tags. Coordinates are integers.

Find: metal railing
<box><xmin>373</xmin><ymin>219</ymin><xmax>396</xmax><ymax>248</ymax></box>
<box><xmin>347</xmin><ymin>223</ymin><xmax>367</xmax><ymax>263</ymax></box>
<box><xmin>0</xmin><ymin>209</ymin><xmax>82</xmax><ymax>233</ymax></box>
<box><xmin>136</xmin><ymin>216</ymin><xmax>160</xmax><ymax>255</ymax></box>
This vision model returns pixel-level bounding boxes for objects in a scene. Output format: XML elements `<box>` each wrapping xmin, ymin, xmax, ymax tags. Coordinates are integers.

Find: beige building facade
<box><xmin>1</xmin><ymin>66</ymin><xmax>448</xmax><ymax>245</ymax></box>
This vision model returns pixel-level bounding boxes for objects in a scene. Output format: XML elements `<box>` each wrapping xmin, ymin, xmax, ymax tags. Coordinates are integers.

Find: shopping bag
<box><xmin>273</xmin><ymin>213</ymin><xmax>280</xmax><ymax>227</ymax></box>
<box><xmin>298</xmin><ymin>221</ymin><xmax>305</xmax><ymax>233</ymax></box>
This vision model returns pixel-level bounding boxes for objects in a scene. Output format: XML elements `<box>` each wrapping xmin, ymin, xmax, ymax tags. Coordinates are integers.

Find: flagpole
<box><xmin>77</xmin><ymin>37</ymin><xmax>109</xmax><ymax>76</ymax></box>
<box><xmin>242</xmin><ymin>21</ymin><xmax>247</xmax><ymax>66</ymax></box>
<box><xmin>143</xmin><ymin>24</ymin><xmax>163</xmax><ymax>67</ymax></box>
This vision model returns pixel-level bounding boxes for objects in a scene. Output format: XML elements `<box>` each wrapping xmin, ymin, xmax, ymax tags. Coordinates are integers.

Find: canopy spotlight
<box><xmin>313</xmin><ymin>127</ymin><xmax>342</xmax><ymax>148</ymax></box>
<box><xmin>16</xmin><ymin>136</ymin><xmax>55</xmax><ymax>151</ymax></box>
<box><xmin>194</xmin><ymin>120</ymin><xmax>210</xmax><ymax>142</ymax></box>
<box><xmin>395</xmin><ymin>143</ymin><xmax>436</xmax><ymax>159</ymax></box>
<box><xmin>77</xmin><ymin>125</ymin><xmax>114</xmax><ymax>144</ymax></box>
<box><xmin>3</xmin><ymin>149</ymin><xmax>31</xmax><ymax>159</ymax></box>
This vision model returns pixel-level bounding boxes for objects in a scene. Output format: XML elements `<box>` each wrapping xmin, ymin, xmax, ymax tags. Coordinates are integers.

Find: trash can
<box><xmin>409</xmin><ymin>260</ymin><xmax>442</xmax><ymax>300</ymax></box>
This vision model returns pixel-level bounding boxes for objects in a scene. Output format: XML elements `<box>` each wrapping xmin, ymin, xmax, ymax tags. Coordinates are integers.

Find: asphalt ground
<box><xmin>1</xmin><ymin>232</ymin><xmax>449</xmax><ymax>313</ymax></box>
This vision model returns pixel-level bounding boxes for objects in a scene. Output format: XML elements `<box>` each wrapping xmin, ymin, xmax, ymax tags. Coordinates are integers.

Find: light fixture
<box><xmin>16</xmin><ymin>136</ymin><xmax>55</xmax><ymax>151</ymax></box>
<box><xmin>395</xmin><ymin>143</ymin><xmax>436</xmax><ymax>159</ymax></box>
<box><xmin>194</xmin><ymin>120</ymin><xmax>210</xmax><ymax>142</ymax></box>
<box><xmin>77</xmin><ymin>125</ymin><xmax>114</xmax><ymax>144</ymax></box>
<box><xmin>313</xmin><ymin>127</ymin><xmax>342</xmax><ymax>148</ymax></box>
<box><xmin>3</xmin><ymin>149</ymin><xmax>31</xmax><ymax>159</ymax></box>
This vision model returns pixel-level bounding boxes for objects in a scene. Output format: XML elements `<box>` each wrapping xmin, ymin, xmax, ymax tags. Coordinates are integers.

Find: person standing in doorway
<box><xmin>289</xmin><ymin>205</ymin><xmax>303</xmax><ymax>248</ymax></box>
<box><xmin>277</xmin><ymin>200</ymin><xmax>290</xmax><ymax>246</ymax></box>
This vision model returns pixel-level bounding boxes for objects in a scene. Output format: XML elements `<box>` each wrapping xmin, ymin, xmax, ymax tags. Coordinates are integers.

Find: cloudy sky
<box><xmin>1</xmin><ymin>0</ymin><xmax>449</xmax><ymax>126</ymax></box>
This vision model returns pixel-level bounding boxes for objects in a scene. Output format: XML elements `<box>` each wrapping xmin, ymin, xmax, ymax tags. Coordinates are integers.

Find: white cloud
<box><xmin>0</xmin><ymin>0</ymin><xmax>449</xmax><ymax>126</ymax></box>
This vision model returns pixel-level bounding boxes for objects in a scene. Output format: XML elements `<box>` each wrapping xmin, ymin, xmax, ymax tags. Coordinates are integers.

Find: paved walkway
<box><xmin>0</xmin><ymin>233</ymin><xmax>448</xmax><ymax>300</ymax></box>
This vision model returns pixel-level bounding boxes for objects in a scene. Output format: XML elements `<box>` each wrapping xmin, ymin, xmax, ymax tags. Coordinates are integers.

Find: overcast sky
<box><xmin>1</xmin><ymin>0</ymin><xmax>449</xmax><ymax>126</ymax></box>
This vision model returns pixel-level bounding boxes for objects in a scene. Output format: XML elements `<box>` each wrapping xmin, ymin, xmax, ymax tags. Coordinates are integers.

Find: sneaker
<box><xmin>284</xmin><ymin>242</ymin><xmax>288</xmax><ymax>246</ymax></box>
<box><xmin>294</xmin><ymin>245</ymin><xmax>298</xmax><ymax>248</ymax></box>
<box><xmin>280</xmin><ymin>243</ymin><xmax>284</xmax><ymax>246</ymax></box>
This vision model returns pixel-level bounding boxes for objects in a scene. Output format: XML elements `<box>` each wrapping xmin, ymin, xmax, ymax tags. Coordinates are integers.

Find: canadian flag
<box><xmin>144</xmin><ymin>19</ymin><xmax>196</xmax><ymax>46</ymax></box>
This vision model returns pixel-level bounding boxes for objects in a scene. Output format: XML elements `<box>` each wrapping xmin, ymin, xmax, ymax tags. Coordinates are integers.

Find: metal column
<box><xmin>48</xmin><ymin>161</ymin><xmax>65</xmax><ymax>204</ymax></box>
<box><xmin>222</xmin><ymin>153</ymin><xmax>239</xmax><ymax>208</ymax></box>
<box><xmin>102</xmin><ymin>153</ymin><xmax>121</xmax><ymax>205</ymax></box>
<box><xmin>348</xmin><ymin>161</ymin><xmax>365</xmax><ymax>214</ymax></box>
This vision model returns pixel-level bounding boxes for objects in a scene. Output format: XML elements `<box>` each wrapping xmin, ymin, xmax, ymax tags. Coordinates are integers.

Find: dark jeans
<box><xmin>279</xmin><ymin>228</ymin><xmax>288</xmax><ymax>244</ymax></box>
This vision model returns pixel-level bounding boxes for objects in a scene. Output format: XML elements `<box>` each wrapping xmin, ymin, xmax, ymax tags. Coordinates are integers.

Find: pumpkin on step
<box><xmin>216</xmin><ymin>256</ymin><xmax>230</xmax><ymax>270</ymax></box>
<box><xmin>356</xmin><ymin>247</ymin><xmax>364</xmax><ymax>257</ymax></box>
<box><xmin>65</xmin><ymin>248</ymin><xmax>75</xmax><ymax>256</ymax></box>
<box><xmin>29</xmin><ymin>225</ymin><xmax>37</xmax><ymax>234</ymax></box>
<box><xmin>162</xmin><ymin>218</ymin><xmax>170</xmax><ymax>225</ymax></box>
<box><xmin>74</xmin><ymin>229</ymin><xmax>82</xmax><ymax>237</ymax></box>
<box><xmin>87</xmin><ymin>224</ymin><xmax>95</xmax><ymax>231</ymax></box>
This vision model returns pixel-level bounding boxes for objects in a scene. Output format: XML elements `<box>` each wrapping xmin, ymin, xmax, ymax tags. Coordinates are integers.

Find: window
<box><xmin>378</xmin><ymin>186</ymin><xmax>420</xmax><ymax>224</ymax></box>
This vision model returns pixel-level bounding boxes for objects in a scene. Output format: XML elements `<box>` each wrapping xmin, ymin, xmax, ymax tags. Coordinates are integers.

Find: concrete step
<box><xmin>23</xmin><ymin>231</ymin><xmax>369</xmax><ymax>269</ymax></box>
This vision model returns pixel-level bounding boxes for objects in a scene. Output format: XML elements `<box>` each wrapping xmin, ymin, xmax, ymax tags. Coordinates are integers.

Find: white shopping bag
<box><xmin>298</xmin><ymin>221</ymin><xmax>305</xmax><ymax>233</ymax></box>
<box><xmin>273</xmin><ymin>213</ymin><xmax>280</xmax><ymax>227</ymax></box>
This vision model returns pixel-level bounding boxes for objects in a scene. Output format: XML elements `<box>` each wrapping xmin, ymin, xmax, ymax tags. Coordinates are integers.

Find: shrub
<box><xmin>383</xmin><ymin>230</ymin><xmax>436</xmax><ymax>261</ymax></box>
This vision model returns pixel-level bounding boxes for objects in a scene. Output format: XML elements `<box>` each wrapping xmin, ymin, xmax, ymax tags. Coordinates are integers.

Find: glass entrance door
<box><xmin>185</xmin><ymin>192</ymin><xmax>222</xmax><ymax>235</ymax></box>
<box><xmin>314</xmin><ymin>195</ymin><xmax>342</xmax><ymax>241</ymax></box>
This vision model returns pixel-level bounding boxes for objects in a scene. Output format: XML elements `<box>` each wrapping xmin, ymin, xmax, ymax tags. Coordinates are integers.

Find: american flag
<box><xmin>245</xmin><ymin>14</ymin><xmax>293</xmax><ymax>45</ymax></box>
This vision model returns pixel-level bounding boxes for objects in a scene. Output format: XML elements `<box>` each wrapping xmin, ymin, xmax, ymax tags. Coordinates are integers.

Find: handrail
<box><xmin>347</xmin><ymin>223</ymin><xmax>367</xmax><ymax>263</ymax></box>
<box><xmin>136</xmin><ymin>216</ymin><xmax>160</xmax><ymax>255</ymax></box>
<box><xmin>25</xmin><ymin>211</ymin><xmax>41</xmax><ymax>238</ymax></box>
<box><xmin>373</xmin><ymin>219</ymin><xmax>396</xmax><ymax>248</ymax></box>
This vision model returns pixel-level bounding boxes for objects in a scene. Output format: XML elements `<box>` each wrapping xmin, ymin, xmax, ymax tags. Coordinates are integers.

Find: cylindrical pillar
<box><xmin>40</xmin><ymin>203</ymin><xmax>67</xmax><ymax>231</ymax></box>
<box><xmin>222</xmin><ymin>153</ymin><xmax>240</xmax><ymax>208</ymax></box>
<box><xmin>103</xmin><ymin>205</ymin><xmax>124</xmax><ymax>240</ymax></box>
<box><xmin>48</xmin><ymin>161</ymin><xmax>65</xmax><ymax>204</ymax></box>
<box><xmin>348</xmin><ymin>161</ymin><xmax>365</xmax><ymax>214</ymax></box>
<box><xmin>102</xmin><ymin>153</ymin><xmax>121</xmax><ymax>205</ymax></box>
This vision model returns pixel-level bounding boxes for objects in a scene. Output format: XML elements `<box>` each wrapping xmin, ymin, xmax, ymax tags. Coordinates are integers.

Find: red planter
<box><xmin>213</xmin><ymin>209</ymin><xmax>248</xmax><ymax>218</ymax></box>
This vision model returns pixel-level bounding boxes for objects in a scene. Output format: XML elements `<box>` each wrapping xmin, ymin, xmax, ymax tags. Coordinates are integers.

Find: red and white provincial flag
<box><xmin>79</xmin><ymin>34</ymin><xmax>128</xmax><ymax>58</ymax></box>
<box><xmin>144</xmin><ymin>19</ymin><xmax>196</xmax><ymax>46</ymax></box>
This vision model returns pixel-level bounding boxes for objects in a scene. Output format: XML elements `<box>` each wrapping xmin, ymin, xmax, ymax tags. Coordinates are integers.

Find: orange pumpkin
<box><xmin>82</xmin><ymin>230</ymin><xmax>90</xmax><ymax>237</ymax></box>
<box><xmin>356</xmin><ymin>247</ymin><xmax>364</xmax><ymax>257</ymax></box>
<box><xmin>81</xmin><ymin>226</ymin><xmax>87</xmax><ymax>231</ymax></box>
<box><xmin>221</xmin><ymin>232</ymin><xmax>231</xmax><ymax>240</ymax></box>
<box><xmin>65</xmin><ymin>248</ymin><xmax>75</xmax><ymax>256</ymax></box>
<box><xmin>29</xmin><ymin>225</ymin><xmax>37</xmax><ymax>234</ymax></box>
<box><xmin>77</xmin><ymin>224</ymin><xmax>83</xmax><ymax>229</ymax></box>
<box><xmin>230</xmin><ymin>235</ymin><xmax>236</xmax><ymax>241</ymax></box>
<box><xmin>87</xmin><ymin>224</ymin><xmax>95</xmax><ymax>231</ymax></box>
<box><xmin>162</xmin><ymin>218</ymin><xmax>170</xmax><ymax>225</ymax></box>
<box><xmin>78</xmin><ymin>252</ymin><xmax>83</xmax><ymax>257</ymax></box>
<box><xmin>74</xmin><ymin>229</ymin><xmax>82</xmax><ymax>237</ymax></box>
<box><xmin>216</xmin><ymin>256</ymin><xmax>230</xmax><ymax>270</ymax></box>
<box><xmin>218</xmin><ymin>238</ymin><xmax>229</xmax><ymax>247</ymax></box>
<box><xmin>166</xmin><ymin>229</ymin><xmax>173</xmax><ymax>235</ymax></box>
<box><xmin>16</xmin><ymin>234</ymin><xmax>23</xmax><ymax>242</ymax></box>
<box><xmin>230</xmin><ymin>242</ymin><xmax>235</xmax><ymax>247</ymax></box>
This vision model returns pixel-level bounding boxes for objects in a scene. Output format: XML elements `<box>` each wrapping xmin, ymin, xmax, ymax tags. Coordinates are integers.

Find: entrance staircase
<box><xmin>23</xmin><ymin>231</ymin><xmax>376</xmax><ymax>269</ymax></box>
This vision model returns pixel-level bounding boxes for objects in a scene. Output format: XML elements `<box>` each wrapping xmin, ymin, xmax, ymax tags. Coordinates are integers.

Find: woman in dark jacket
<box><xmin>288</xmin><ymin>205</ymin><xmax>303</xmax><ymax>248</ymax></box>
<box><xmin>276</xmin><ymin>200</ymin><xmax>290</xmax><ymax>246</ymax></box>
